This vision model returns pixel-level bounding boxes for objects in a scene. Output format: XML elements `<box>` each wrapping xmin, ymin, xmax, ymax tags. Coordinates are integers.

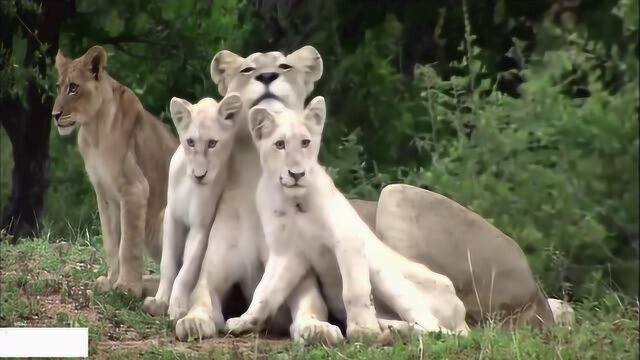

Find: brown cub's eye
<box><xmin>208</xmin><ymin>139</ymin><xmax>218</xmax><ymax>149</ymax></box>
<box><xmin>278</xmin><ymin>64</ymin><xmax>292</xmax><ymax>71</ymax></box>
<box><xmin>301</xmin><ymin>139</ymin><xmax>311</xmax><ymax>148</ymax></box>
<box><xmin>274</xmin><ymin>140</ymin><xmax>285</xmax><ymax>150</ymax></box>
<box><xmin>186</xmin><ymin>138</ymin><xmax>195</xmax><ymax>147</ymax></box>
<box><xmin>68</xmin><ymin>82</ymin><xmax>79</xmax><ymax>94</ymax></box>
<box><xmin>240</xmin><ymin>67</ymin><xmax>255</xmax><ymax>74</ymax></box>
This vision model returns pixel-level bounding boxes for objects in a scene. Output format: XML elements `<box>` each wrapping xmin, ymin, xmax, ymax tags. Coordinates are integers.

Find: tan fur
<box><xmin>53</xmin><ymin>46</ymin><xmax>178</xmax><ymax>297</ymax></box>
<box><xmin>349</xmin><ymin>186</ymin><xmax>556</xmax><ymax>328</ymax></box>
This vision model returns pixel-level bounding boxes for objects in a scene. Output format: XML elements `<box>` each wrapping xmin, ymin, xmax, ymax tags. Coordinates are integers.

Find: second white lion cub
<box><xmin>225</xmin><ymin>97</ymin><xmax>469</xmax><ymax>340</ymax></box>
<box><xmin>143</xmin><ymin>93</ymin><xmax>242</xmax><ymax>320</ymax></box>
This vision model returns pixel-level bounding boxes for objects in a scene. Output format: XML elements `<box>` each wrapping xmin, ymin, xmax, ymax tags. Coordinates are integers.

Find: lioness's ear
<box><xmin>304</xmin><ymin>96</ymin><xmax>326</xmax><ymax>135</ymax></box>
<box><xmin>217</xmin><ymin>92</ymin><xmax>243</xmax><ymax>129</ymax></box>
<box><xmin>83</xmin><ymin>46</ymin><xmax>107</xmax><ymax>81</ymax></box>
<box><xmin>55</xmin><ymin>49</ymin><xmax>69</xmax><ymax>73</ymax></box>
<box><xmin>249</xmin><ymin>107</ymin><xmax>276</xmax><ymax>142</ymax></box>
<box><xmin>211</xmin><ymin>50</ymin><xmax>244</xmax><ymax>96</ymax></box>
<box><xmin>286</xmin><ymin>45</ymin><xmax>323</xmax><ymax>94</ymax></box>
<box><xmin>169</xmin><ymin>97</ymin><xmax>192</xmax><ymax>132</ymax></box>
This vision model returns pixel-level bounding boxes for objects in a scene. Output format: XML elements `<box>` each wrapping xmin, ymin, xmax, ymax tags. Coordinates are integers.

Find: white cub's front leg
<box><xmin>168</xmin><ymin>227</ymin><xmax>209</xmax><ymax>321</ymax></box>
<box><xmin>143</xmin><ymin>213</ymin><xmax>184</xmax><ymax>316</ymax></box>
<box><xmin>288</xmin><ymin>271</ymin><xmax>344</xmax><ymax>345</ymax></box>
<box><xmin>225</xmin><ymin>254</ymin><xmax>309</xmax><ymax>335</ymax></box>
<box><xmin>335</xmin><ymin>241</ymin><xmax>381</xmax><ymax>340</ymax></box>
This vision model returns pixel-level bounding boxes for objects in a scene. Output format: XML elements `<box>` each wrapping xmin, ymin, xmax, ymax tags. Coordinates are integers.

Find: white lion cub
<box><xmin>225</xmin><ymin>97</ymin><xmax>470</xmax><ymax>339</ymax></box>
<box><xmin>143</xmin><ymin>93</ymin><xmax>243</xmax><ymax>320</ymax></box>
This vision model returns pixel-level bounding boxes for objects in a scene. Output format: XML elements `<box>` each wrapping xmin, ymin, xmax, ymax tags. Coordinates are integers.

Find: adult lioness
<box><xmin>175</xmin><ymin>46</ymin><xmax>343</xmax><ymax>345</ymax></box>
<box><xmin>225</xmin><ymin>98</ymin><xmax>469</xmax><ymax>339</ymax></box>
<box><xmin>52</xmin><ymin>46</ymin><xmax>178</xmax><ymax>297</ymax></box>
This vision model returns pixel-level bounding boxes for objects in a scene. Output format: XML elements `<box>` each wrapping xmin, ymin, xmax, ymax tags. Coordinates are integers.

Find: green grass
<box><xmin>1</xmin><ymin>237</ymin><xmax>638</xmax><ymax>359</ymax></box>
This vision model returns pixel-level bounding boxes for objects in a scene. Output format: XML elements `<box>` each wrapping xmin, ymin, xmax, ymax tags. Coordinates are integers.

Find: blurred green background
<box><xmin>1</xmin><ymin>0</ymin><xmax>638</xmax><ymax>299</ymax></box>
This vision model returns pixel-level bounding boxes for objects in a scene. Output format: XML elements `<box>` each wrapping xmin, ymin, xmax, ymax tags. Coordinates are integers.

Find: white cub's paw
<box><xmin>175</xmin><ymin>312</ymin><xmax>218</xmax><ymax>341</ymax></box>
<box><xmin>346</xmin><ymin>322</ymin><xmax>382</xmax><ymax>342</ymax></box>
<box><xmin>225</xmin><ymin>315</ymin><xmax>260</xmax><ymax>335</ymax></box>
<box><xmin>142</xmin><ymin>297</ymin><xmax>168</xmax><ymax>316</ymax></box>
<box><xmin>168</xmin><ymin>297</ymin><xmax>189</xmax><ymax>322</ymax></box>
<box><xmin>291</xmin><ymin>318</ymin><xmax>344</xmax><ymax>346</ymax></box>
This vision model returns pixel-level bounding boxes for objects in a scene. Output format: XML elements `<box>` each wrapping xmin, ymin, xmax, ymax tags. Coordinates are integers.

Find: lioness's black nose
<box><xmin>195</xmin><ymin>171</ymin><xmax>207</xmax><ymax>182</ymax></box>
<box><xmin>288</xmin><ymin>170</ymin><xmax>305</xmax><ymax>182</ymax></box>
<box><xmin>52</xmin><ymin>112</ymin><xmax>62</xmax><ymax>121</ymax></box>
<box><xmin>255</xmin><ymin>72</ymin><xmax>279</xmax><ymax>85</ymax></box>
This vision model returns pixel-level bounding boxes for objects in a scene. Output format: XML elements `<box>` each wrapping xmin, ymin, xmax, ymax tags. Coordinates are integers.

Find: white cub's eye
<box><xmin>186</xmin><ymin>138</ymin><xmax>195</xmax><ymax>147</ymax></box>
<box><xmin>274</xmin><ymin>140</ymin><xmax>285</xmax><ymax>150</ymax></box>
<box><xmin>240</xmin><ymin>67</ymin><xmax>255</xmax><ymax>74</ymax></box>
<box><xmin>208</xmin><ymin>139</ymin><xmax>217</xmax><ymax>149</ymax></box>
<box><xmin>301</xmin><ymin>139</ymin><xmax>311</xmax><ymax>148</ymax></box>
<box><xmin>278</xmin><ymin>64</ymin><xmax>292</xmax><ymax>71</ymax></box>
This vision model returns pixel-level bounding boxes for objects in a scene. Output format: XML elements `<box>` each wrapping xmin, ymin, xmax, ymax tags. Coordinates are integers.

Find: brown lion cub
<box><xmin>52</xmin><ymin>46</ymin><xmax>178</xmax><ymax>297</ymax></box>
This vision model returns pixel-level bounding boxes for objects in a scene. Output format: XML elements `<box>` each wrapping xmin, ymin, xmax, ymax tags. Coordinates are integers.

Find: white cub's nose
<box><xmin>288</xmin><ymin>170</ymin><xmax>305</xmax><ymax>182</ymax></box>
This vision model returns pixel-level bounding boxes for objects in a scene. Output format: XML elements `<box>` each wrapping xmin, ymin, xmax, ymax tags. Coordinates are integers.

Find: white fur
<box><xmin>142</xmin><ymin>93</ymin><xmax>242</xmax><ymax>321</ymax></box>
<box><xmin>174</xmin><ymin>47</ymin><xmax>343</xmax><ymax>346</ymax></box>
<box><xmin>224</xmin><ymin>98</ymin><xmax>470</xmax><ymax>339</ymax></box>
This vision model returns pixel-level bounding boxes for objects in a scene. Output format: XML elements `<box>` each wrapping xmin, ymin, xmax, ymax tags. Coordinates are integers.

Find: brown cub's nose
<box><xmin>255</xmin><ymin>72</ymin><xmax>279</xmax><ymax>85</ymax></box>
<box><xmin>52</xmin><ymin>112</ymin><xmax>62</xmax><ymax>121</ymax></box>
<box><xmin>288</xmin><ymin>170</ymin><xmax>305</xmax><ymax>182</ymax></box>
<box><xmin>195</xmin><ymin>171</ymin><xmax>207</xmax><ymax>182</ymax></box>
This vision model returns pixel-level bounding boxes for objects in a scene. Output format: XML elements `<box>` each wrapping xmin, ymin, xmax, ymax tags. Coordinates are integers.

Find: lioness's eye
<box><xmin>186</xmin><ymin>138</ymin><xmax>195</xmax><ymax>147</ymax></box>
<box><xmin>274</xmin><ymin>140</ymin><xmax>285</xmax><ymax>150</ymax></box>
<box><xmin>278</xmin><ymin>64</ymin><xmax>293</xmax><ymax>71</ymax></box>
<box><xmin>208</xmin><ymin>139</ymin><xmax>218</xmax><ymax>149</ymax></box>
<box><xmin>301</xmin><ymin>139</ymin><xmax>311</xmax><ymax>148</ymax></box>
<box><xmin>68</xmin><ymin>82</ymin><xmax>79</xmax><ymax>94</ymax></box>
<box><xmin>240</xmin><ymin>67</ymin><xmax>255</xmax><ymax>74</ymax></box>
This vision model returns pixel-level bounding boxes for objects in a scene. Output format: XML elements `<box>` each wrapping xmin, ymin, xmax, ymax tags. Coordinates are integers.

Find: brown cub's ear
<box><xmin>83</xmin><ymin>46</ymin><xmax>108</xmax><ymax>81</ymax></box>
<box><xmin>55</xmin><ymin>49</ymin><xmax>70</xmax><ymax>73</ymax></box>
<box><xmin>210</xmin><ymin>50</ymin><xmax>244</xmax><ymax>96</ymax></box>
<box><xmin>248</xmin><ymin>107</ymin><xmax>276</xmax><ymax>143</ymax></box>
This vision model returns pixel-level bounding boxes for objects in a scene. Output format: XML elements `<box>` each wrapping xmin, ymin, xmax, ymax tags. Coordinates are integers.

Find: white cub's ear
<box><xmin>217</xmin><ymin>92</ymin><xmax>243</xmax><ymax>129</ymax></box>
<box><xmin>169</xmin><ymin>97</ymin><xmax>192</xmax><ymax>132</ymax></box>
<box><xmin>303</xmin><ymin>96</ymin><xmax>326</xmax><ymax>135</ymax></box>
<box><xmin>211</xmin><ymin>50</ymin><xmax>244</xmax><ymax>96</ymax></box>
<box><xmin>286</xmin><ymin>45</ymin><xmax>323</xmax><ymax>94</ymax></box>
<box><xmin>248</xmin><ymin>107</ymin><xmax>277</xmax><ymax>142</ymax></box>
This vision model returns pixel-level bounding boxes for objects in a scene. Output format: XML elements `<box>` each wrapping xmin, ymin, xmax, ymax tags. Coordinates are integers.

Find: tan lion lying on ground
<box><xmin>52</xmin><ymin>46</ymin><xmax>178</xmax><ymax>297</ymax></box>
<box><xmin>351</xmin><ymin>190</ymin><xmax>564</xmax><ymax>328</ymax></box>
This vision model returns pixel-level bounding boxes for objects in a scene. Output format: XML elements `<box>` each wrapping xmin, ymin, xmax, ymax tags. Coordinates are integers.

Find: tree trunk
<box><xmin>0</xmin><ymin>0</ymin><xmax>75</xmax><ymax>242</ymax></box>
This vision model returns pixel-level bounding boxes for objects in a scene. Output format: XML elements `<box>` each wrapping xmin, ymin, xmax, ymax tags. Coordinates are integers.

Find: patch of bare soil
<box><xmin>97</xmin><ymin>334</ymin><xmax>291</xmax><ymax>355</ymax></box>
<box><xmin>27</xmin><ymin>294</ymin><xmax>99</xmax><ymax>325</ymax></box>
